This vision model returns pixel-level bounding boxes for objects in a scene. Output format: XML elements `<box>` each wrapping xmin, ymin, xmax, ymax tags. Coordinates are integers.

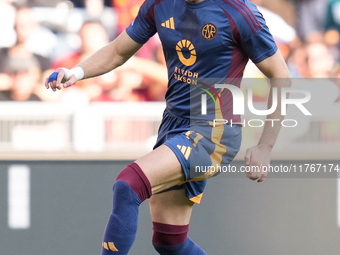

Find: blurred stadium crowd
<box><xmin>0</xmin><ymin>0</ymin><xmax>340</xmax><ymax>104</ymax></box>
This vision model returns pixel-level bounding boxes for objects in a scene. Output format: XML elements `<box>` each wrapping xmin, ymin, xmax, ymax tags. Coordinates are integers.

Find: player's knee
<box><xmin>114</xmin><ymin>163</ymin><xmax>152</xmax><ymax>204</ymax></box>
<box><xmin>152</xmin><ymin>222</ymin><xmax>189</xmax><ymax>252</ymax></box>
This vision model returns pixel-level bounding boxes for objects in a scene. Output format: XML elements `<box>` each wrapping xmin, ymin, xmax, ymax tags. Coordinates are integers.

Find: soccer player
<box><xmin>46</xmin><ymin>0</ymin><xmax>291</xmax><ymax>254</ymax></box>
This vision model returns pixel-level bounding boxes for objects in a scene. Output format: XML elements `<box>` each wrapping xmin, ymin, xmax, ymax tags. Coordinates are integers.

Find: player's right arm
<box><xmin>45</xmin><ymin>31</ymin><xmax>143</xmax><ymax>91</ymax></box>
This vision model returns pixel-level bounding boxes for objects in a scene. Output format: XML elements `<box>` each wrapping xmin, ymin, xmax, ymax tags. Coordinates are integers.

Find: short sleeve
<box><xmin>126</xmin><ymin>0</ymin><xmax>157</xmax><ymax>45</ymax></box>
<box><xmin>237</xmin><ymin>2</ymin><xmax>278</xmax><ymax>64</ymax></box>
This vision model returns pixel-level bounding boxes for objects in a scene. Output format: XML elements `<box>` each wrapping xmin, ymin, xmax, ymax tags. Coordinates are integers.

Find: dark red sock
<box><xmin>116</xmin><ymin>162</ymin><xmax>152</xmax><ymax>201</ymax></box>
<box><xmin>152</xmin><ymin>222</ymin><xmax>189</xmax><ymax>246</ymax></box>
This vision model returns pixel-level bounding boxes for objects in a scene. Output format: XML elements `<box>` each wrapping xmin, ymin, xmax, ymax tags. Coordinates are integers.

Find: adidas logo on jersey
<box><xmin>177</xmin><ymin>145</ymin><xmax>192</xmax><ymax>160</ymax></box>
<box><xmin>103</xmin><ymin>242</ymin><xmax>118</xmax><ymax>252</ymax></box>
<box><xmin>161</xmin><ymin>17</ymin><xmax>175</xmax><ymax>29</ymax></box>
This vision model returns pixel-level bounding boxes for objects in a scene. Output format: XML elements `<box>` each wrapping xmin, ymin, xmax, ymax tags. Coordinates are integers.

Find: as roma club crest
<box><xmin>201</xmin><ymin>23</ymin><xmax>217</xmax><ymax>40</ymax></box>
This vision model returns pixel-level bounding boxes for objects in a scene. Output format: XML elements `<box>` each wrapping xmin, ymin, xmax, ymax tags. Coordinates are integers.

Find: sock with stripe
<box><xmin>102</xmin><ymin>163</ymin><xmax>152</xmax><ymax>254</ymax></box>
<box><xmin>152</xmin><ymin>222</ymin><xmax>207</xmax><ymax>255</ymax></box>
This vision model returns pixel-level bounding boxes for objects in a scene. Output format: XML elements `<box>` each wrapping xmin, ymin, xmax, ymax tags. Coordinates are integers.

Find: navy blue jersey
<box><xmin>126</xmin><ymin>0</ymin><xmax>277</xmax><ymax>122</ymax></box>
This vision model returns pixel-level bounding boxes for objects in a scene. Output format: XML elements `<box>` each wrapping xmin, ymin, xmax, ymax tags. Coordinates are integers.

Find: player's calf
<box><xmin>102</xmin><ymin>163</ymin><xmax>151</xmax><ymax>254</ymax></box>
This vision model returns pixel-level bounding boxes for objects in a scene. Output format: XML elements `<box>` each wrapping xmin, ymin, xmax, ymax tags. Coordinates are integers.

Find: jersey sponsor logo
<box><xmin>177</xmin><ymin>144</ymin><xmax>192</xmax><ymax>160</ymax></box>
<box><xmin>173</xmin><ymin>67</ymin><xmax>198</xmax><ymax>85</ymax></box>
<box><xmin>103</xmin><ymin>242</ymin><xmax>118</xmax><ymax>252</ymax></box>
<box><xmin>201</xmin><ymin>23</ymin><xmax>217</xmax><ymax>40</ymax></box>
<box><xmin>161</xmin><ymin>17</ymin><xmax>175</xmax><ymax>29</ymax></box>
<box><xmin>176</xmin><ymin>40</ymin><xmax>197</xmax><ymax>66</ymax></box>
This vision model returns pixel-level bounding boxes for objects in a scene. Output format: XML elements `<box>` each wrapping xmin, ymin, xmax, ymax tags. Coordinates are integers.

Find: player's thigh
<box><xmin>149</xmin><ymin>189</ymin><xmax>194</xmax><ymax>225</ymax></box>
<box><xmin>135</xmin><ymin>144</ymin><xmax>184</xmax><ymax>194</ymax></box>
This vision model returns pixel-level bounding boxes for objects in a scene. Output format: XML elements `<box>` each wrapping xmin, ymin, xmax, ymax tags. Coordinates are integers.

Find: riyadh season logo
<box><xmin>200</xmin><ymin>84</ymin><xmax>312</xmax><ymax>128</ymax></box>
<box><xmin>176</xmin><ymin>40</ymin><xmax>197</xmax><ymax>66</ymax></box>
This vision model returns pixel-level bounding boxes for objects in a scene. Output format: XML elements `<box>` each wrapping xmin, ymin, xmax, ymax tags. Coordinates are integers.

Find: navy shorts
<box><xmin>154</xmin><ymin>109</ymin><xmax>242</xmax><ymax>204</ymax></box>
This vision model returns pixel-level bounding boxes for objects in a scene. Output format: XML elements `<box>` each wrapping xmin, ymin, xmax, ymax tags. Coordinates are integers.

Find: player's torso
<box><xmin>156</xmin><ymin>0</ymin><xmax>235</xmax><ymax>80</ymax></box>
<box><xmin>153</xmin><ymin>0</ymin><xmax>246</xmax><ymax>118</ymax></box>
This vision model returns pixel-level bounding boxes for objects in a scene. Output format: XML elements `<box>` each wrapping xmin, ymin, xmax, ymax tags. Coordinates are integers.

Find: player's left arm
<box><xmin>244</xmin><ymin>50</ymin><xmax>291</xmax><ymax>182</ymax></box>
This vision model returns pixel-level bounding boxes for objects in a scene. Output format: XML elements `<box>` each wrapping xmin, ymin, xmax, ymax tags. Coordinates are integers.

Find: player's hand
<box><xmin>244</xmin><ymin>144</ymin><xmax>272</xmax><ymax>183</ymax></box>
<box><xmin>45</xmin><ymin>68</ymin><xmax>78</xmax><ymax>92</ymax></box>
